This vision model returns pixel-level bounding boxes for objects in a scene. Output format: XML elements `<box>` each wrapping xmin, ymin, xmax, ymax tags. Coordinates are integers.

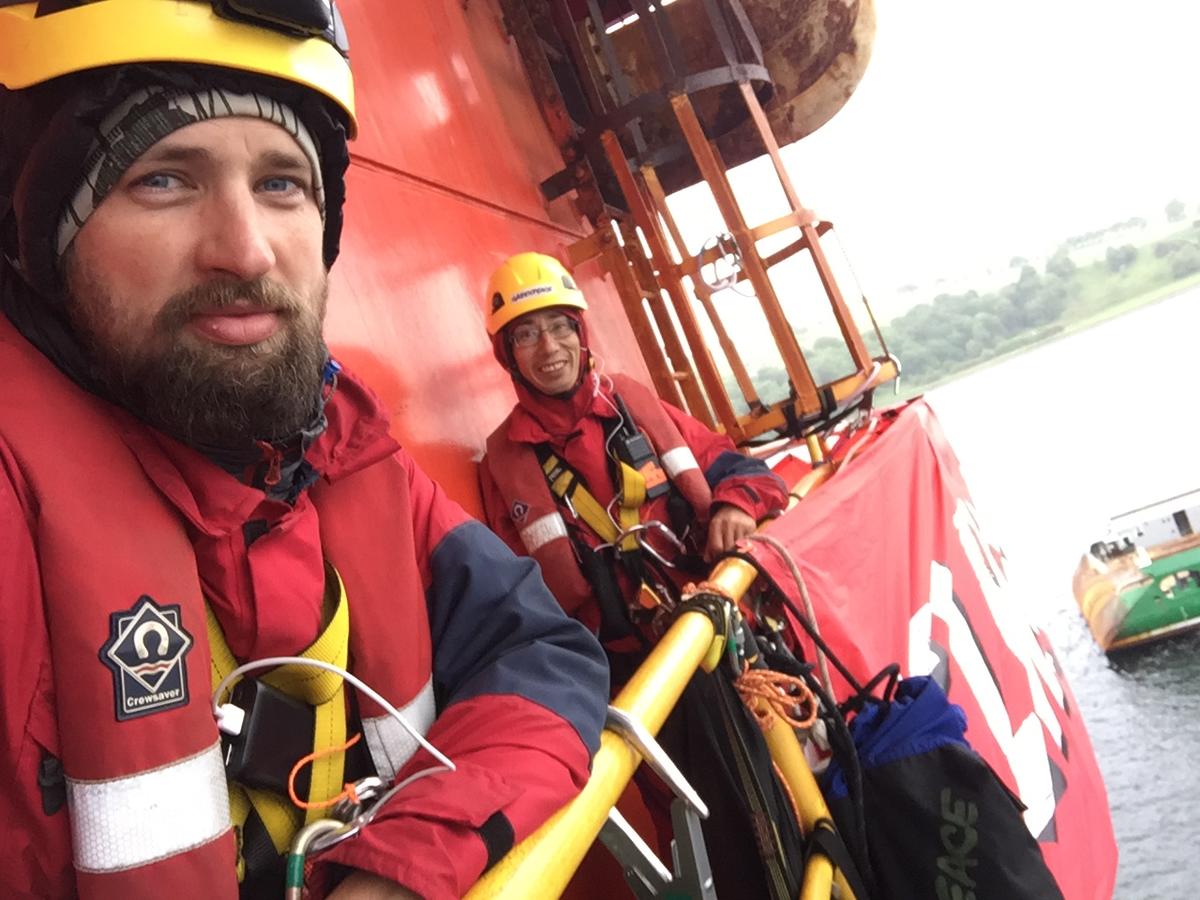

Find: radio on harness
<box><xmin>612</xmin><ymin>393</ymin><xmax>670</xmax><ymax>500</ymax></box>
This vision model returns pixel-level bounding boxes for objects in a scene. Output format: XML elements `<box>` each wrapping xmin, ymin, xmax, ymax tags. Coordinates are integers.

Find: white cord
<box><xmin>593</xmin><ymin>368</ymin><xmax>626</xmax><ymax>457</ymax></box>
<box><xmin>744</xmin><ymin>534</ymin><xmax>835</xmax><ymax>699</ymax></box>
<box><xmin>841</xmin><ymin>361</ymin><xmax>882</xmax><ymax>409</ymax></box>
<box><xmin>211</xmin><ymin>657</ymin><xmax>456</xmax><ymax>772</ymax></box>
<box><xmin>591</xmin><ymin>366</ymin><xmax>630</xmax><ymax>529</ymax></box>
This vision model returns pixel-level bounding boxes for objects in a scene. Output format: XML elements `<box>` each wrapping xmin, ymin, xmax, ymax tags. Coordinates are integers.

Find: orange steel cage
<box><xmin>499</xmin><ymin>0</ymin><xmax>897</xmax><ymax>447</ymax></box>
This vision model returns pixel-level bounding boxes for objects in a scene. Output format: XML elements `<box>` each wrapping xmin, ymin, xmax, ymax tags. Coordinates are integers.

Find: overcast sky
<box><xmin>671</xmin><ymin>0</ymin><xmax>1200</xmax><ymax>309</ymax></box>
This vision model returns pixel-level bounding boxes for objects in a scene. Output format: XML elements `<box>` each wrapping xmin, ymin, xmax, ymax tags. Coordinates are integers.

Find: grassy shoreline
<box><xmin>895</xmin><ymin>274</ymin><xmax>1200</xmax><ymax>398</ymax></box>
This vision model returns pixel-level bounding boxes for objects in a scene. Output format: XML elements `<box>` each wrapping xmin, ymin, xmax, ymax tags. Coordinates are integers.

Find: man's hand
<box><xmin>327</xmin><ymin>872</ymin><xmax>421</xmax><ymax>900</ymax></box>
<box><xmin>704</xmin><ymin>504</ymin><xmax>757</xmax><ymax>561</ymax></box>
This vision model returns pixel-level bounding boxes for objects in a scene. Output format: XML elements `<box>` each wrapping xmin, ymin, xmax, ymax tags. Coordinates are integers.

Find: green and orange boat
<box><xmin>1074</xmin><ymin>491</ymin><xmax>1200</xmax><ymax>652</ymax></box>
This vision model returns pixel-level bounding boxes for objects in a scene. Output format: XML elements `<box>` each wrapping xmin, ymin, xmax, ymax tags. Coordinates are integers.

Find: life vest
<box><xmin>0</xmin><ymin>317</ymin><xmax>436</xmax><ymax>900</ymax></box>
<box><xmin>484</xmin><ymin>373</ymin><xmax>712</xmax><ymax>620</ymax></box>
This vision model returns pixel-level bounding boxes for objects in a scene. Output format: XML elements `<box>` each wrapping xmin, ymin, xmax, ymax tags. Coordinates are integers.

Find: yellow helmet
<box><xmin>0</xmin><ymin>0</ymin><xmax>356</xmax><ymax>134</ymax></box>
<box><xmin>486</xmin><ymin>252</ymin><xmax>587</xmax><ymax>336</ymax></box>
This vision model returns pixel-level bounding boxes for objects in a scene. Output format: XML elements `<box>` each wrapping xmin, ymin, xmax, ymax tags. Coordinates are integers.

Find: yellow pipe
<box><xmin>788</xmin><ymin>460</ymin><xmax>836</xmax><ymax>508</ymax></box>
<box><xmin>705</xmin><ymin>556</ymin><xmax>760</xmax><ymax>603</ymax></box>
<box><xmin>756</xmin><ymin>702</ymin><xmax>856</xmax><ymax>900</ymax></box>
<box><xmin>806</xmin><ymin>434</ymin><xmax>826</xmax><ymax>464</ymax></box>
<box><xmin>469</xmin><ymin>475</ymin><xmax>854</xmax><ymax>899</ymax></box>
<box><xmin>799</xmin><ymin>857</ymin><xmax>836</xmax><ymax>900</ymax></box>
<box><xmin>466</xmin><ymin>611</ymin><xmax>716</xmax><ymax>899</ymax></box>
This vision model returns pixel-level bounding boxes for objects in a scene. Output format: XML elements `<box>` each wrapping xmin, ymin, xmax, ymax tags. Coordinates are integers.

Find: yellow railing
<box><xmin>466</xmin><ymin>553</ymin><xmax>856</xmax><ymax>899</ymax></box>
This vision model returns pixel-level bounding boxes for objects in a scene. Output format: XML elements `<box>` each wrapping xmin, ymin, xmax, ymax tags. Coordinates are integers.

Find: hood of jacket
<box><xmin>507</xmin><ymin>369</ymin><xmax>621</xmax><ymax>446</ymax></box>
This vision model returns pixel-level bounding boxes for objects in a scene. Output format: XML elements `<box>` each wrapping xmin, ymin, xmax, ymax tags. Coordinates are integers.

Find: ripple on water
<box><xmin>1052</xmin><ymin>613</ymin><xmax>1200</xmax><ymax>899</ymax></box>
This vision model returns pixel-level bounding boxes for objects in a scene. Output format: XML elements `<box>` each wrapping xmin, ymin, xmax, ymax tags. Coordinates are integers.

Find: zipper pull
<box><xmin>322</xmin><ymin>358</ymin><xmax>342</xmax><ymax>400</ymax></box>
<box><xmin>256</xmin><ymin>440</ymin><xmax>283</xmax><ymax>488</ymax></box>
<box><xmin>37</xmin><ymin>752</ymin><xmax>65</xmax><ymax>816</ymax></box>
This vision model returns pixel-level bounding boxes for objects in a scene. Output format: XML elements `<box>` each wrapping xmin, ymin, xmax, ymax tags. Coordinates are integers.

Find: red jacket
<box><xmin>0</xmin><ymin>313</ymin><xmax>607</xmax><ymax>900</ymax></box>
<box><xmin>480</xmin><ymin>372</ymin><xmax>788</xmax><ymax>635</ymax></box>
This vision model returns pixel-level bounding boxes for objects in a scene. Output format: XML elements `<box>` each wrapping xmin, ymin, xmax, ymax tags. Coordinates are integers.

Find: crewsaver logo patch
<box><xmin>100</xmin><ymin>596</ymin><xmax>193</xmax><ymax>722</ymax></box>
<box><xmin>511</xmin><ymin>500</ymin><xmax>530</xmax><ymax>522</ymax></box>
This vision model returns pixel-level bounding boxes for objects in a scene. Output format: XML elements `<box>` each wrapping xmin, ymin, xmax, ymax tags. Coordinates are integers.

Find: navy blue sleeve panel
<box><xmin>426</xmin><ymin>518</ymin><xmax>608</xmax><ymax>755</ymax></box>
<box><xmin>657</xmin><ymin>396</ymin><xmax>789</xmax><ymax>520</ymax></box>
<box><xmin>706</xmin><ymin>458</ymin><xmax>789</xmax><ymax>521</ymax></box>
<box><xmin>318</xmin><ymin>520</ymin><xmax>607</xmax><ymax>898</ymax></box>
<box><xmin>703</xmin><ymin>449</ymin><xmax>782</xmax><ymax>488</ymax></box>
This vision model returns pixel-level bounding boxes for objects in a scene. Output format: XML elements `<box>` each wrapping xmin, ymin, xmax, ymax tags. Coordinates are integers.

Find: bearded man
<box><xmin>0</xmin><ymin>3</ymin><xmax>606</xmax><ymax>899</ymax></box>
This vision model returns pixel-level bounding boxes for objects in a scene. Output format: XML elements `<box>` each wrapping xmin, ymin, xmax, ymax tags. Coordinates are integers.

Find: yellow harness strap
<box><xmin>615</xmin><ymin>460</ymin><xmax>646</xmax><ymax>552</ymax></box>
<box><xmin>540</xmin><ymin>452</ymin><xmax>647</xmax><ymax>553</ymax></box>
<box><xmin>207</xmin><ymin>563</ymin><xmax>352</xmax><ymax>872</ymax></box>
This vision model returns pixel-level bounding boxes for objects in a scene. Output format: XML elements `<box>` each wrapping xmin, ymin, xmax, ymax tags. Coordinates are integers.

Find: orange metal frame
<box><xmin>548</xmin><ymin>55</ymin><xmax>898</xmax><ymax>444</ymax></box>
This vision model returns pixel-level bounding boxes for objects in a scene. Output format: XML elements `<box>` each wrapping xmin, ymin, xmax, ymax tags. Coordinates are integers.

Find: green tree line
<box><xmin>726</xmin><ymin>222</ymin><xmax>1200</xmax><ymax>411</ymax></box>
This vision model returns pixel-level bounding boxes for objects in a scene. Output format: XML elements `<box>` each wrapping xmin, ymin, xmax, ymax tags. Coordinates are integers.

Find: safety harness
<box><xmin>207</xmin><ymin>563</ymin><xmax>357</xmax><ymax>889</ymax></box>
<box><xmin>538</xmin><ymin>447</ymin><xmax>645</xmax><ymax>552</ymax></box>
<box><xmin>535</xmin><ymin>404</ymin><xmax>699</xmax><ymax>643</ymax></box>
<box><xmin>484</xmin><ymin>372</ymin><xmax>714</xmax><ymax>644</ymax></box>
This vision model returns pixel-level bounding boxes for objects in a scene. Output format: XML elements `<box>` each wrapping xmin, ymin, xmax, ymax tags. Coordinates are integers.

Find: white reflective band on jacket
<box><xmin>361</xmin><ymin>677</ymin><xmax>437</xmax><ymax>782</ymax></box>
<box><xmin>520</xmin><ymin>512</ymin><xmax>569</xmax><ymax>555</ymax></box>
<box><xmin>660</xmin><ymin>446</ymin><xmax>700</xmax><ymax>480</ymax></box>
<box><xmin>68</xmin><ymin>742</ymin><xmax>229</xmax><ymax>873</ymax></box>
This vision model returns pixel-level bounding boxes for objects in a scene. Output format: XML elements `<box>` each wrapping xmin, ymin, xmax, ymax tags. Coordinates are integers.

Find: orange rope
<box><xmin>681</xmin><ymin>580</ymin><xmax>737</xmax><ymax>604</ymax></box>
<box><xmin>287</xmin><ymin>732</ymin><xmax>363</xmax><ymax>810</ymax></box>
<box><xmin>735</xmin><ymin>666</ymin><xmax>818</xmax><ymax>731</ymax></box>
<box><xmin>772</xmin><ymin>760</ymin><xmax>805</xmax><ymax>837</ymax></box>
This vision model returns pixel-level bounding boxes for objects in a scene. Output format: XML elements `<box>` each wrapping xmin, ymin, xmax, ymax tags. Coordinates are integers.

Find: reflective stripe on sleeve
<box><xmin>660</xmin><ymin>447</ymin><xmax>700</xmax><ymax>479</ymax></box>
<box><xmin>68</xmin><ymin>741</ymin><xmax>230</xmax><ymax>873</ymax></box>
<box><xmin>362</xmin><ymin>678</ymin><xmax>437</xmax><ymax>782</ymax></box>
<box><xmin>519</xmin><ymin>512</ymin><xmax>568</xmax><ymax>554</ymax></box>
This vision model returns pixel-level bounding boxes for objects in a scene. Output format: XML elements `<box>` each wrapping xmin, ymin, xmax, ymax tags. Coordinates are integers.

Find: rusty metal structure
<box><xmin>499</xmin><ymin>0</ymin><xmax>897</xmax><ymax>448</ymax></box>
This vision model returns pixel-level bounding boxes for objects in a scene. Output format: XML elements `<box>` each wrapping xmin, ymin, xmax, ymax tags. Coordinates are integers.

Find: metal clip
<box><xmin>596</xmin><ymin>520</ymin><xmax>686</xmax><ymax>569</ymax></box>
<box><xmin>604</xmin><ymin>706</ymin><xmax>708</xmax><ymax>818</ymax></box>
<box><xmin>301</xmin><ymin>776</ymin><xmax>402</xmax><ymax>856</ymax></box>
<box><xmin>330</xmin><ymin>776</ymin><xmax>385</xmax><ymax>823</ymax></box>
<box><xmin>285</xmin><ymin>819</ymin><xmax>348</xmax><ymax>900</ymax></box>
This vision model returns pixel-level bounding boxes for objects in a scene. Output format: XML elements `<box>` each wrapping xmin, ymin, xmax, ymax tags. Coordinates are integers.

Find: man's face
<box><xmin>65</xmin><ymin>116</ymin><xmax>329</xmax><ymax>446</ymax></box>
<box><xmin>509</xmin><ymin>308</ymin><xmax>582</xmax><ymax>396</ymax></box>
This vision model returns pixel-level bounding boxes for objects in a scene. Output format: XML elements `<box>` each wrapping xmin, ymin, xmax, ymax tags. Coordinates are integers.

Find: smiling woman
<box><xmin>510</xmin><ymin>310</ymin><xmax>582</xmax><ymax>396</ymax></box>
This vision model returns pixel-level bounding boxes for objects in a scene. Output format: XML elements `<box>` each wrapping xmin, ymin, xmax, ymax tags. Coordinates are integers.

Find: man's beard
<box><xmin>65</xmin><ymin>265</ymin><xmax>330</xmax><ymax>450</ymax></box>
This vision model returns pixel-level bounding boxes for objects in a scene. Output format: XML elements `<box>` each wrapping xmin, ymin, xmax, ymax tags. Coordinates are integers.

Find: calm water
<box><xmin>925</xmin><ymin>289</ymin><xmax>1200</xmax><ymax>899</ymax></box>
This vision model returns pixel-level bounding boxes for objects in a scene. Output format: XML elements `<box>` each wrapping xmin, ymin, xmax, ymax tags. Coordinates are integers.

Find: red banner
<box><xmin>756</xmin><ymin>400</ymin><xmax>1116</xmax><ymax>900</ymax></box>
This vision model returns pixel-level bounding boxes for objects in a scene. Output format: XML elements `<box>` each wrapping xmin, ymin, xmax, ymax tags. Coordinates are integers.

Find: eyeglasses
<box><xmin>509</xmin><ymin>318</ymin><xmax>576</xmax><ymax>348</ymax></box>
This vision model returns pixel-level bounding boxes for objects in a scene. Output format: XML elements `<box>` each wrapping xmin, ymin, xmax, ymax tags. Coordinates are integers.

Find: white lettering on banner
<box><xmin>952</xmin><ymin>500</ymin><xmax>1066</xmax><ymax>733</ymax></box>
<box><xmin>909</xmin><ymin>562</ymin><xmax>1057</xmax><ymax>838</ymax></box>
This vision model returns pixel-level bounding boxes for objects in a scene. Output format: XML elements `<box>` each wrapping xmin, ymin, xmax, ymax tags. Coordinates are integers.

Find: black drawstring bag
<box><xmin>821</xmin><ymin>676</ymin><xmax>1064</xmax><ymax>900</ymax></box>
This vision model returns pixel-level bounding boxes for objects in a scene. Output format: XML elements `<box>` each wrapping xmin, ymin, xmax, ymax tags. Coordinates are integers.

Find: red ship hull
<box><xmin>327</xmin><ymin>2</ymin><xmax>1117</xmax><ymax>896</ymax></box>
